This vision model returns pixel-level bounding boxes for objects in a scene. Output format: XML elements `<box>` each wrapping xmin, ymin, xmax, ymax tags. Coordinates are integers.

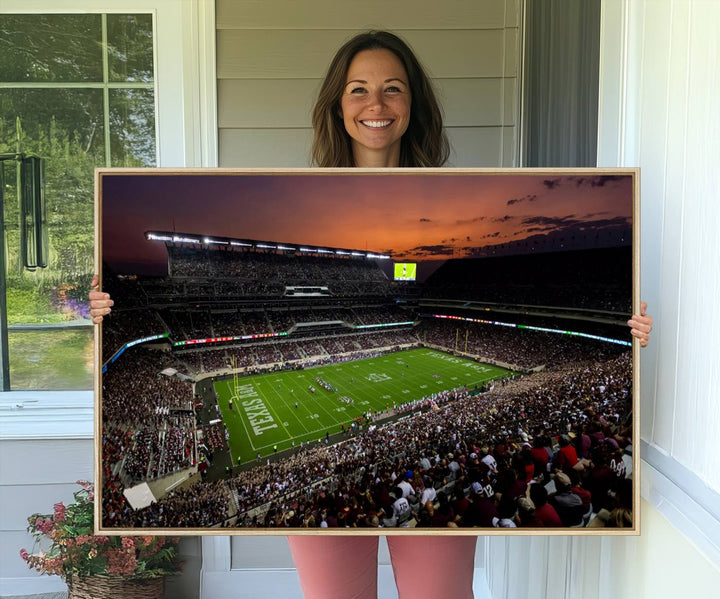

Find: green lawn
<box><xmin>215</xmin><ymin>348</ymin><xmax>511</xmax><ymax>463</ymax></box>
<box><xmin>9</xmin><ymin>328</ymin><xmax>94</xmax><ymax>390</ymax></box>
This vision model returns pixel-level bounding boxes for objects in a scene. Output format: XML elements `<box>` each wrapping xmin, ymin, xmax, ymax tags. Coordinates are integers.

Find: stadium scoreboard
<box><xmin>394</xmin><ymin>262</ymin><xmax>417</xmax><ymax>281</ymax></box>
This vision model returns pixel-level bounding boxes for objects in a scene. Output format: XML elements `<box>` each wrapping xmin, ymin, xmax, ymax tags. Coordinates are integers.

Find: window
<box><xmin>0</xmin><ymin>13</ymin><xmax>156</xmax><ymax>390</ymax></box>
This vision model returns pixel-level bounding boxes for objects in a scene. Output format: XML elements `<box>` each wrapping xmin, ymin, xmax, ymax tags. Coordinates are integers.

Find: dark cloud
<box><xmin>419</xmin><ymin>218</ymin><xmax>431</xmax><ymax>222</ymax></box>
<box><xmin>455</xmin><ymin>215</ymin><xmax>486</xmax><ymax>225</ymax></box>
<box><xmin>568</xmin><ymin>175</ymin><xmax>627</xmax><ymax>188</ymax></box>
<box><xmin>521</xmin><ymin>214</ymin><xmax>630</xmax><ymax>231</ymax></box>
<box><xmin>541</xmin><ymin>175</ymin><xmax>628</xmax><ymax>191</ymax></box>
<box><xmin>507</xmin><ymin>194</ymin><xmax>538</xmax><ymax>206</ymax></box>
<box><xmin>492</xmin><ymin>215</ymin><xmax>514</xmax><ymax>223</ymax></box>
<box><xmin>403</xmin><ymin>244</ymin><xmax>455</xmax><ymax>257</ymax></box>
<box><xmin>522</xmin><ymin>215</ymin><xmax>581</xmax><ymax>228</ymax></box>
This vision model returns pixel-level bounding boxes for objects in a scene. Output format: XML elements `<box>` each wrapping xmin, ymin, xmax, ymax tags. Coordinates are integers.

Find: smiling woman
<box><xmin>340</xmin><ymin>48</ymin><xmax>412</xmax><ymax>167</ymax></box>
<box><xmin>311</xmin><ymin>31</ymin><xmax>448</xmax><ymax>168</ymax></box>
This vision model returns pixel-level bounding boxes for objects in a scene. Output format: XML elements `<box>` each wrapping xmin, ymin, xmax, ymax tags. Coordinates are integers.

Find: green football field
<box><xmin>215</xmin><ymin>347</ymin><xmax>512</xmax><ymax>463</ymax></box>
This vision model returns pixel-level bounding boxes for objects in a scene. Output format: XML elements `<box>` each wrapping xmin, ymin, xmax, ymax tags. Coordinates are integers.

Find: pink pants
<box><xmin>287</xmin><ymin>535</ymin><xmax>477</xmax><ymax>599</ymax></box>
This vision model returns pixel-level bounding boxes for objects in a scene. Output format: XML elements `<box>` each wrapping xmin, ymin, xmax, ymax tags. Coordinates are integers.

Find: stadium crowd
<box><xmin>103</xmin><ymin>347</ymin><xmax>632</xmax><ymax>529</ymax></box>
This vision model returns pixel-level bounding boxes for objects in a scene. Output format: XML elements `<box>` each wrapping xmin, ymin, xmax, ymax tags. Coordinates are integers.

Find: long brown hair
<box><xmin>311</xmin><ymin>31</ymin><xmax>449</xmax><ymax>168</ymax></box>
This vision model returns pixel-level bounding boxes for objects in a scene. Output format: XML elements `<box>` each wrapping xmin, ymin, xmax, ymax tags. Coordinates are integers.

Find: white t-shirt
<box><xmin>420</xmin><ymin>486</ymin><xmax>437</xmax><ymax>506</ymax></box>
<box><xmin>392</xmin><ymin>497</ymin><xmax>411</xmax><ymax>519</ymax></box>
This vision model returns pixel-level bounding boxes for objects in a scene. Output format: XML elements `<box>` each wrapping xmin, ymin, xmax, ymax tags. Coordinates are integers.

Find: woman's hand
<box><xmin>627</xmin><ymin>301</ymin><xmax>653</xmax><ymax>347</ymax></box>
<box><xmin>89</xmin><ymin>274</ymin><xmax>113</xmax><ymax>324</ymax></box>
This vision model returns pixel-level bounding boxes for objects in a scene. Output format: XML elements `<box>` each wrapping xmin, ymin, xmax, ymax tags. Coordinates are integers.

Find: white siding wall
<box><xmin>216</xmin><ymin>0</ymin><xmax>521</xmax><ymax>167</ymax></box>
<box><xmin>0</xmin><ymin>433</ymin><xmax>94</xmax><ymax>595</ymax></box>
<box><xmin>486</xmin><ymin>0</ymin><xmax>720</xmax><ymax>597</ymax></box>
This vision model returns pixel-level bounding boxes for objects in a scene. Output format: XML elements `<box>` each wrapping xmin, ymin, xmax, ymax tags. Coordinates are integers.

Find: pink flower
<box><xmin>53</xmin><ymin>502</ymin><xmax>66</xmax><ymax>522</ymax></box>
<box><xmin>121</xmin><ymin>537</ymin><xmax>135</xmax><ymax>549</ymax></box>
<box><xmin>75</xmin><ymin>535</ymin><xmax>92</xmax><ymax>546</ymax></box>
<box><xmin>34</xmin><ymin>518</ymin><xmax>54</xmax><ymax>534</ymax></box>
<box><xmin>107</xmin><ymin>548</ymin><xmax>137</xmax><ymax>576</ymax></box>
<box><xmin>19</xmin><ymin>548</ymin><xmax>29</xmax><ymax>562</ymax></box>
<box><xmin>43</xmin><ymin>557</ymin><xmax>64</xmax><ymax>576</ymax></box>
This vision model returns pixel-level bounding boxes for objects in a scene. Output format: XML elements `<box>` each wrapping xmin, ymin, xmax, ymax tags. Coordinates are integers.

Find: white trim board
<box><xmin>641</xmin><ymin>447</ymin><xmax>720</xmax><ymax>568</ymax></box>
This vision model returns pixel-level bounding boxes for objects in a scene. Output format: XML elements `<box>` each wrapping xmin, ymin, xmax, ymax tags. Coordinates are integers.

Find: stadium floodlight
<box><xmin>317</xmin><ymin>248</ymin><xmax>332</xmax><ymax>254</ymax></box>
<box><xmin>277</xmin><ymin>245</ymin><xmax>296</xmax><ymax>251</ymax></box>
<box><xmin>257</xmin><ymin>244</ymin><xmax>277</xmax><ymax>249</ymax></box>
<box><xmin>203</xmin><ymin>238</ymin><xmax>228</xmax><ymax>245</ymax></box>
<box><xmin>351</xmin><ymin>251</ymin><xmax>364</xmax><ymax>257</ymax></box>
<box><xmin>335</xmin><ymin>250</ymin><xmax>350</xmax><ymax>255</ymax></box>
<box><xmin>147</xmin><ymin>233</ymin><xmax>173</xmax><ymax>242</ymax></box>
<box><xmin>172</xmin><ymin>235</ymin><xmax>200</xmax><ymax>244</ymax></box>
<box><xmin>230</xmin><ymin>241</ymin><xmax>252</xmax><ymax>247</ymax></box>
<box><xmin>299</xmin><ymin>247</ymin><xmax>317</xmax><ymax>253</ymax></box>
<box><xmin>366</xmin><ymin>252</ymin><xmax>390</xmax><ymax>259</ymax></box>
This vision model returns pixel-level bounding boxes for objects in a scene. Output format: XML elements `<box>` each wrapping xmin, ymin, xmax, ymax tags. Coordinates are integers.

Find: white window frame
<box><xmin>0</xmin><ymin>0</ymin><xmax>217</xmax><ymax>435</ymax></box>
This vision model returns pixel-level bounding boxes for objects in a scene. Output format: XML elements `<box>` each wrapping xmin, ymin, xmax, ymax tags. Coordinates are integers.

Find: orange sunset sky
<box><xmin>102</xmin><ymin>171</ymin><xmax>633</xmax><ymax>272</ymax></box>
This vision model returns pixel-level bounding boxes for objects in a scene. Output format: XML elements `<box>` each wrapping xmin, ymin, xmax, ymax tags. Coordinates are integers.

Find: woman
<box><xmin>90</xmin><ymin>30</ymin><xmax>653</xmax><ymax>599</ymax></box>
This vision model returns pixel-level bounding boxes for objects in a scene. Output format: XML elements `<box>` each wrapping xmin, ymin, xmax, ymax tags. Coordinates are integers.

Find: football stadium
<box><xmin>100</xmin><ymin>226</ymin><xmax>634</xmax><ymax>530</ymax></box>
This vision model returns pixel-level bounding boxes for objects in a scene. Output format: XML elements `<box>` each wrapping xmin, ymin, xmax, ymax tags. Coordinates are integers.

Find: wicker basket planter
<box><xmin>67</xmin><ymin>575</ymin><xmax>165</xmax><ymax>599</ymax></box>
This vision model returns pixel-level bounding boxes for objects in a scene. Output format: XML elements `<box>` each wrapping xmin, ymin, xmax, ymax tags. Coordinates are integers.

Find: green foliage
<box><xmin>1</xmin><ymin>13</ymin><xmax>155</xmax><ymax>333</ymax></box>
<box><xmin>5</xmin><ymin>283</ymin><xmax>59</xmax><ymax>324</ymax></box>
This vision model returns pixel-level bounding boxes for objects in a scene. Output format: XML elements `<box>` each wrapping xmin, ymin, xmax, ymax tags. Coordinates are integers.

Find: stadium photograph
<box><xmin>97</xmin><ymin>169</ymin><xmax>638</xmax><ymax>533</ymax></box>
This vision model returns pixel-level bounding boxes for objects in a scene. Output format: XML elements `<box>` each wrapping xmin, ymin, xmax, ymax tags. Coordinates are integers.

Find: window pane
<box><xmin>1</xmin><ymin>88</ymin><xmax>103</xmax><ymax>285</ymax></box>
<box><xmin>1</xmin><ymin>13</ymin><xmax>157</xmax><ymax>390</ymax></box>
<box><xmin>107</xmin><ymin>14</ymin><xmax>154</xmax><ymax>83</ymax></box>
<box><xmin>0</xmin><ymin>89</ymin><xmax>106</xmax><ymax>164</ymax></box>
<box><xmin>8</xmin><ymin>329</ymin><xmax>94</xmax><ymax>390</ymax></box>
<box><xmin>0</xmin><ymin>14</ymin><xmax>103</xmax><ymax>82</ymax></box>
<box><xmin>109</xmin><ymin>89</ymin><xmax>157</xmax><ymax>167</ymax></box>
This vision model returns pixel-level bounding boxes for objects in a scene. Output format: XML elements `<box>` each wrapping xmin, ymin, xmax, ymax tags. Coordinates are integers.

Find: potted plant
<box><xmin>20</xmin><ymin>481</ymin><xmax>182</xmax><ymax>599</ymax></box>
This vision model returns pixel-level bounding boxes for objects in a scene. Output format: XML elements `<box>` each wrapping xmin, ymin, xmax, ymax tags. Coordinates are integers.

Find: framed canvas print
<box><xmin>95</xmin><ymin>168</ymin><xmax>639</xmax><ymax>535</ymax></box>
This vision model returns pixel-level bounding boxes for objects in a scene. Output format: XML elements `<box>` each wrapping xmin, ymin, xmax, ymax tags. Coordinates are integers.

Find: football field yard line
<box><xmin>218</xmin><ymin>379</ymin><xmax>257</xmax><ymax>457</ymax></box>
<box><xmin>252</xmin><ymin>422</ymin><xmax>336</xmax><ymax>451</ymax></box>
<box><xmin>261</xmin><ymin>380</ymin><xmax>310</xmax><ymax>435</ymax></box>
<box><xmin>293</xmin><ymin>373</ymin><xmax>348</xmax><ymax>430</ymax></box>
<box><xmin>281</xmin><ymin>376</ymin><xmax>323</xmax><ymax>426</ymax></box>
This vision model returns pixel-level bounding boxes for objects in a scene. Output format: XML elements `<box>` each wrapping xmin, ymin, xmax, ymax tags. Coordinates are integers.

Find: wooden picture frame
<box><xmin>95</xmin><ymin>167</ymin><xmax>640</xmax><ymax>536</ymax></box>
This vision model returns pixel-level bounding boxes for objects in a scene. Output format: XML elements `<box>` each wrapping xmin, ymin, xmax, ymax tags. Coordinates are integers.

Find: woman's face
<box><xmin>340</xmin><ymin>48</ymin><xmax>411</xmax><ymax>166</ymax></box>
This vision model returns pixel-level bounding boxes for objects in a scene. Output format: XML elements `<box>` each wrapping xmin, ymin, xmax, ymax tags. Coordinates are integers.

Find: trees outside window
<box><xmin>0</xmin><ymin>13</ymin><xmax>156</xmax><ymax>389</ymax></box>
